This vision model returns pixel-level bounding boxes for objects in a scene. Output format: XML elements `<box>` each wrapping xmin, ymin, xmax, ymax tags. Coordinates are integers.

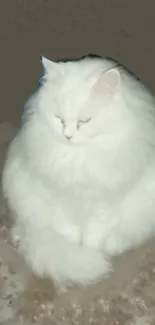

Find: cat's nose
<box><xmin>63</xmin><ymin>126</ymin><xmax>74</xmax><ymax>140</ymax></box>
<box><xmin>65</xmin><ymin>134</ymin><xmax>72</xmax><ymax>140</ymax></box>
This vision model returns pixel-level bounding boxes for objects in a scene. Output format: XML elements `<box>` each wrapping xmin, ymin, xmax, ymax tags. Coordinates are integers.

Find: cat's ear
<box><xmin>41</xmin><ymin>57</ymin><xmax>57</xmax><ymax>71</ymax></box>
<box><xmin>41</xmin><ymin>56</ymin><xmax>62</xmax><ymax>78</ymax></box>
<box><xmin>94</xmin><ymin>68</ymin><xmax>121</xmax><ymax>97</ymax></box>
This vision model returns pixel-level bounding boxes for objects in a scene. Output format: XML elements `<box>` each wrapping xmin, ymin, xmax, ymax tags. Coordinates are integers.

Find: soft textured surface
<box><xmin>1</xmin><ymin>123</ymin><xmax>155</xmax><ymax>325</ymax></box>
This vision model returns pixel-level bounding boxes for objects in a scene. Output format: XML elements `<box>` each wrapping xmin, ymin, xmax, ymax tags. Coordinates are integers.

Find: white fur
<box><xmin>2</xmin><ymin>56</ymin><xmax>155</xmax><ymax>286</ymax></box>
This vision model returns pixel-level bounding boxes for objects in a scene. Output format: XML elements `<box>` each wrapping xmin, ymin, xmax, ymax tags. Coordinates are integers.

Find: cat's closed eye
<box><xmin>77</xmin><ymin>117</ymin><xmax>92</xmax><ymax>129</ymax></box>
<box><xmin>55</xmin><ymin>115</ymin><xmax>65</xmax><ymax>126</ymax></box>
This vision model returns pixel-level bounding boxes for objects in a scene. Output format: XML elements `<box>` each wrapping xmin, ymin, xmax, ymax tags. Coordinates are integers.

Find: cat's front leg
<box><xmin>51</xmin><ymin>210</ymin><xmax>81</xmax><ymax>244</ymax></box>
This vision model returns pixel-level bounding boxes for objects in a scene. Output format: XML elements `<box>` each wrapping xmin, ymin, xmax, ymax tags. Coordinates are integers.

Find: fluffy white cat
<box><xmin>2</xmin><ymin>55</ymin><xmax>155</xmax><ymax>286</ymax></box>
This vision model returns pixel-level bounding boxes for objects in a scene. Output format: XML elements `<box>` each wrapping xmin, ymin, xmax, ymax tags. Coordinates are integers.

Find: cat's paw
<box><xmin>104</xmin><ymin>236</ymin><xmax>126</xmax><ymax>256</ymax></box>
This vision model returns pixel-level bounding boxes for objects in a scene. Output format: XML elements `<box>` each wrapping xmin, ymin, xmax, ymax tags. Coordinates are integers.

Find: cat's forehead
<box><xmin>61</xmin><ymin>58</ymin><xmax>115</xmax><ymax>83</ymax></box>
<box><xmin>53</xmin><ymin>59</ymin><xmax>115</xmax><ymax>102</ymax></box>
<box><xmin>45</xmin><ymin>57</ymin><xmax>117</xmax><ymax>117</ymax></box>
<box><xmin>57</xmin><ymin>90</ymin><xmax>89</xmax><ymax>118</ymax></box>
<box><xmin>46</xmin><ymin>57</ymin><xmax>116</xmax><ymax>88</ymax></box>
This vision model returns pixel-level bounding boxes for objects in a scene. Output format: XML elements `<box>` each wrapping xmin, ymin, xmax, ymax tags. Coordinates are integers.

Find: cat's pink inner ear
<box><xmin>95</xmin><ymin>68</ymin><xmax>121</xmax><ymax>97</ymax></box>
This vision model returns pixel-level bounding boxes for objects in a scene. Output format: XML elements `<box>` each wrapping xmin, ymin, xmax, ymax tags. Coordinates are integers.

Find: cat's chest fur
<box><xmin>25</xmin><ymin>130</ymin><xmax>143</xmax><ymax>199</ymax></box>
<box><xmin>29</xmin><ymin>140</ymin><xmax>137</xmax><ymax>225</ymax></box>
<box><xmin>20</xmin><ymin>121</ymin><xmax>146</xmax><ymax>227</ymax></box>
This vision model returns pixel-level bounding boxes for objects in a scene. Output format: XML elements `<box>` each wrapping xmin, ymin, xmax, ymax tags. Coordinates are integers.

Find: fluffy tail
<box><xmin>18</xmin><ymin>227</ymin><xmax>110</xmax><ymax>286</ymax></box>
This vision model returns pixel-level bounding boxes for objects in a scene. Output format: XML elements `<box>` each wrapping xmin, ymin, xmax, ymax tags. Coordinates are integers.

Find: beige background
<box><xmin>0</xmin><ymin>0</ymin><xmax>155</xmax><ymax>123</ymax></box>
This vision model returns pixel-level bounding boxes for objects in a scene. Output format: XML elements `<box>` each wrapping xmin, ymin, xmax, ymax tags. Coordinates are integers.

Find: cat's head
<box><xmin>34</xmin><ymin>56</ymin><xmax>125</xmax><ymax>144</ymax></box>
